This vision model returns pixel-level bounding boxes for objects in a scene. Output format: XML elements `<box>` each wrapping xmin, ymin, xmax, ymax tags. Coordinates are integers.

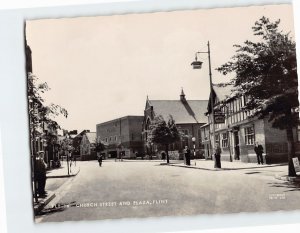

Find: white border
<box><xmin>0</xmin><ymin>0</ymin><xmax>300</xmax><ymax>233</ymax></box>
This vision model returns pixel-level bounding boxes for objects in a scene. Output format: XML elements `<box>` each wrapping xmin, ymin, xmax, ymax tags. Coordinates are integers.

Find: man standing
<box><xmin>35</xmin><ymin>151</ymin><xmax>47</xmax><ymax>197</ymax></box>
<box><xmin>184</xmin><ymin>146</ymin><xmax>191</xmax><ymax>166</ymax></box>
<box><xmin>214</xmin><ymin>143</ymin><xmax>222</xmax><ymax>168</ymax></box>
<box><xmin>254</xmin><ymin>142</ymin><xmax>264</xmax><ymax>165</ymax></box>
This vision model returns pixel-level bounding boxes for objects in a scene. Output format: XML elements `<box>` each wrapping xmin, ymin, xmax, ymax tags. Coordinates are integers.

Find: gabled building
<box><xmin>143</xmin><ymin>89</ymin><xmax>208</xmax><ymax>159</ymax></box>
<box><xmin>203</xmin><ymin>84</ymin><xmax>300</xmax><ymax>163</ymax></box>
<box><xmin>80</xmin><ymin>132</ymin><xmax>97</xmax><ymax>160</ymax></box>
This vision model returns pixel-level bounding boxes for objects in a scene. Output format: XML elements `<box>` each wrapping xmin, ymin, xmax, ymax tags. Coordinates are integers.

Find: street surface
<box><xmin>36</xmin><ymin>160</ymin><xmax>300</xmax><ymax>222</ymax></box>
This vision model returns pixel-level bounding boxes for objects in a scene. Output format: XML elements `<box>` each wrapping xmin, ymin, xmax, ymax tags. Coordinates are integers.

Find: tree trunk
<box><xmin>165</xmin><ymin>144</ymin><xmax>169</xmax><ymax>164</ymax></box>
<box><xmin>286</xmin><ymin>121</ymin><xmax>296</xmax><ymax>176</ymax></box>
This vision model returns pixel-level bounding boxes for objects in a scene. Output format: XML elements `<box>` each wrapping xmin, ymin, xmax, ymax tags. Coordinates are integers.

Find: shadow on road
<box><xmin>268</xmin><ymin>181</ymin><xmax>300</xmax><ymax>192</ymax></box>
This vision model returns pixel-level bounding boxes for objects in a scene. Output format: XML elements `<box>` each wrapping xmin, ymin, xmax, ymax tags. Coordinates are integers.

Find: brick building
<box><xmin>202</xmin><ymin>84</ymin><xmax>300</xmax><ymax>163</ymax></box>
<box><xmin>96</xmin><ymin>116</ymin><xmax>144</xmax><ymax>159</ymax></box>
<box><xmin>143</xmin><ymin>89</ymin><xmax>208</xmax><ymax>159</ymax></box>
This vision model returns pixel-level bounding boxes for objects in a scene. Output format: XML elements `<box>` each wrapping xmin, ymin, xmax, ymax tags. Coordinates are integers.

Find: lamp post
<box><xmin>192</xmin><ymin>137</ymin><xmax>196</xmax><ymax>158</ymax></box>
<box><xmin>191</xmin><ymin>41</ymin><xmax>216</xmax><ymax>158</ymax></box>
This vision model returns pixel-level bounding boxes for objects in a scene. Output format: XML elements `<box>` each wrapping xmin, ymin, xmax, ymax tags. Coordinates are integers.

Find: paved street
<box><xmin>36</xmin><ymin>160</ymin><xmax>300</xmax><ymax>222</ymax></box>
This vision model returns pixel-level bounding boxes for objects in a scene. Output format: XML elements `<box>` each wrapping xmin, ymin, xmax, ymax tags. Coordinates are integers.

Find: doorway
<box><xmin>234</xmin><ymin>131</ymin><xmax>240</xmax><ymax>160</ymax></box>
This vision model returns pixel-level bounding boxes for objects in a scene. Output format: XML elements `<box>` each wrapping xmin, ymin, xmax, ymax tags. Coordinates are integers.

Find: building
<box><xmin>80</xmin><ymin>132</ymin><xmax>97</xmax><ymax>160</ymax></box>
<box><xmin>143</xmin><ymin>89</ymin><xmax>208</xmax><ymax>159</ymax></box>
<box><xmin>203</xmin><ymin>84</ymin><xmax>300</xmax><ymax>163</ymax></box>
<box><xmin>72</xmin><ymin>130</ymin><xmax>91</xmax><ymax>156</ymax></box>
<box><xmin>96</xmin><ymin>116</ymin><xmax>144</xmax><ymax>159</ymax></box>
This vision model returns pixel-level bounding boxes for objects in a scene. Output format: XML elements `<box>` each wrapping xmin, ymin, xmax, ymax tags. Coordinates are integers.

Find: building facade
<box><xmin>96</xmin><ymin>116</ymin><xmax>144</xmax><ymax>159</ymax></box>
<box><xmin>143</xmin><ymin>89</ymin><xmax>208</xmax><ymax>159</ymax></box>
<box><xmin>203</xmin><ymin>84</ymin><xmax>300</xmax><ymax>163</ymax></box>
<box><xmin>80</xmin><ymin>132</ymin><xmax>97</xmax><ymax>160</ymax></box>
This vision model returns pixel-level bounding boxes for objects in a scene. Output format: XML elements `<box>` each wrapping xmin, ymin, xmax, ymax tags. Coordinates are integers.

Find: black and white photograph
<box><xmin>21</xmin><ymin>1</ymin><xmax>300</xmax><ymax>224</ymax></box>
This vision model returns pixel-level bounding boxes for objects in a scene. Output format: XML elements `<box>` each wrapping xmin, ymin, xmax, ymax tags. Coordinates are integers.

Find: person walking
<box><xmin>254</xmin><ymin>142</ymin><xmax>264</xmax><ymax>165</ymax></box>
<box><xmin>184</xmin><ymin>146</ymin><xmax>191</xmax><ymax>166</ymax></box>
<box><xmin>214</xmin><ymin>143</ymin><xmax>222</xmax><ymax>168</ymax></box>
<box><xmin>98</xmin><ymin>154</ymin><xmax>103</xmax><ymax>167</ymax></box>
<box><xmin>35</xmin><ymin>151</ymin><xmax>47</xmax><ymax>197</ymax></box>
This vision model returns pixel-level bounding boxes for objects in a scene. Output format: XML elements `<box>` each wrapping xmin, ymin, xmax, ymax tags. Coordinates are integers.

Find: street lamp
<box><xmin>191</xmin><ymin>41</ymin><xmax>216</xmax><ymax>158</ymax></box>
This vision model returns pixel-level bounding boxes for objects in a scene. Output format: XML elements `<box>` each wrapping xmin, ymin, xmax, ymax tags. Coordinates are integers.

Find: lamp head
<box><xmin>191</xmin><ymin>60</ymin><xmax>203</xmax><ymax>69</ymax></box>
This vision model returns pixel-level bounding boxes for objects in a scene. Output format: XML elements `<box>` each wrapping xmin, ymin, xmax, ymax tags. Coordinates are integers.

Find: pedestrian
<box><xmin>214</xmin><ymin>143</ymin><xmax>222</xmax><ymax>168</ymax></box>
<box><xmin>73</xmin><ymin>154</ymin><xmax>77</xmax><ymax>166</ymax></box>
<box><xmin>254</xmin><ymin>142</ymin><xmax>264</xmax><ymax>165</ymax></box>
<box><xmin>98</xmin><ymin>154</ymin><xmax>103</xmax><ymax>167</ymax></box>
<box><xmin>184</xmin><ymin>146</ymin><xmax>191</xmax><ymax>166</ymax></box>
<box><xmin>35</xmin><ymin>151</ymin><xmax>47</xmax><ymax>197</ymax></box>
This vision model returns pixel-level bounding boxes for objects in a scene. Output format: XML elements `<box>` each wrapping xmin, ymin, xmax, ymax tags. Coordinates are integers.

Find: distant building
<box><xmin>72</xmin><ymin>130</ymin><xmax>91</xmax><ymax>155</ymax></box>
<box><xmin>203</xmin><ymin>84</ymin><xmax>300</xmax><ymax>163</ymax></box>
<box><xmin>143</xmin><ymin>89</ymin><xmax>208</xmax><ymax>159</ymax></box>
<box><xmin>96</xmin><ymin>116</ymin><xmax>144</xmax><ymax>159</ymax></box>
<box><xmin>80</xmin><ymin>132</ymin><xmax>97</xmax><ymax>160</ymax></box>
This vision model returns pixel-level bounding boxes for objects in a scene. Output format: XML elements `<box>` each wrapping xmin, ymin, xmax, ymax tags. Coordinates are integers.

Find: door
<box><xmin>234</xmin><ymin>131</ymin><xmax>240</xmax><ymax>160</ymax></box>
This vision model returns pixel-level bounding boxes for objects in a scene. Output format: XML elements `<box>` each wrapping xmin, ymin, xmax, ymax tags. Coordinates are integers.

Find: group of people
<box><xmin>213</xmin><ymin>141</ymin><xmax>264</xmax><ymax>168</ymax></box>
<box><xmin>183</xmin><ymin>141</ymin><xmax>264</xmax><ymax>169</ymax></box>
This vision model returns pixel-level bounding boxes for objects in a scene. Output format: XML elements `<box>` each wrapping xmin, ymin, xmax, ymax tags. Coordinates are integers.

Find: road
<box><xmin>36</xmin><ymin>160</ymin><xmax>300</xmax><ymax>222</ymax></box>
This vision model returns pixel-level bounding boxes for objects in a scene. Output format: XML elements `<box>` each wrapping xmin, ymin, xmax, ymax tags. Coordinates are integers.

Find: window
<box><xmin>215</xmin><ymin>134</ymin><xmax>220</xmax><ymax>145</ymax></box>
<box><xmin>221</xmin><ymin>132</ymin><xmax>228</xmax><ymax>148</ymax></box>
<box><xmin>297</xmin><ymin>125</ymin><xmax>300</xmax><ymax>142</ymax></box>
<box><xmin>245</xmin><ymin>125</ymin><xmax>255</xmax><ymax>145</ymax></box>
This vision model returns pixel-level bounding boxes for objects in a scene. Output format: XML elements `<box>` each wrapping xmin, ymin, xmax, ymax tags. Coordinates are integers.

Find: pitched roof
<box><xmin>85</xmin><ymin>132</ymin><xmax>96</xmax><ymax>144</ymax></box>
<box><xmin>148</xmin><ymin>99</ymin><xmax>208</xmax><ymax>124</ymax></box>
<box><xmin>212</xmin><ymin>84</ymin><xmax>234</xmax><ymax>102</ymax></box>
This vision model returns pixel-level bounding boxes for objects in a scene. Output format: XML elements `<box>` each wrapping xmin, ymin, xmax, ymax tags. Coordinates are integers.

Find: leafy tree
<box><xmin>217</xmin><ymin>17</ymin><xmax>298</xmax><ymax>176</ymax></box>
<box><xmin>28</xmin><ymin>73</ymin><xmax>68</xmax><ymax>155</ymax></box>
<box><xmin>94</xmin><ymin>137</ymin><xmax>106</xmax><ymax>154</ymax></box>
<box><xmin>147</xmin><ymin>115</ymin><xmax>181</xmax><ymax>163</ymax></box>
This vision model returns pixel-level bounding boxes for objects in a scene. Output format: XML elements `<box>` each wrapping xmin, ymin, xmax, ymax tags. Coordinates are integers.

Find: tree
<box><xmin>94</xmin><ymin>137</ymin><xmax>106</xmax><ymax>155</ymax></box>
<box><xmin>217</xmin><ymin>17</ymin><xmax>298</xmax><ymax>176</ymax></box>
<box><xmin>147</xmin><ymin>115</ymin><xmax>181</xmax><ymax>163</ymax></box>
<box><xmin>28</xmin><ymin>73</ymin><xmax>68</xmax><ymax>156</ymax></box>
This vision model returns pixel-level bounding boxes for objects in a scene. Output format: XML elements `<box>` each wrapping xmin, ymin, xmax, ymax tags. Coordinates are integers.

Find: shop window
<box><xmin>215</xmin><ymin>134</ymin><xmax>220</xmax><ymax>146</ymax></box>
<box><xmin>297</xmin><ymin>125</ymin><xmax>300</xmax><ymax>142</ymax></box>
<box><xmin>245</xmin><ymin>125</ymin><xmax>255</xmax><ymax>145</ymax></box>
<box><xmin>221</xmin><ymin>132</ymin><xmax>228</xmax><ymax>148</ymax></box>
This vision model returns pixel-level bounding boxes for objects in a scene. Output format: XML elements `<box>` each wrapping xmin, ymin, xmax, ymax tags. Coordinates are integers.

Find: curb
<box><xmin>274</xmin><ymin>174</ymin><xmax>300</xmax><ymax>182</ymax></box>
<box><xmin>167</xmin><ymin>163</ymin><xmax>285</xmax><ymax>171</ymax></box>
<box><xmin>47</xmin><ymin>167</ymin><xmax>80</xmax><ymax>179</ymax></box>
<box><xmin>34</xmin><ymin>192</ymin><xmax>56</xmax><ymax>215</ymax></box>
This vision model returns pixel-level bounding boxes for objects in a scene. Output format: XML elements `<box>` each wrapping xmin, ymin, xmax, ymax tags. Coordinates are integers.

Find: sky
<box><xmin>25</xmin><ymin>4</ymin><xmax>296</xmax><ymax>133</ymax></box>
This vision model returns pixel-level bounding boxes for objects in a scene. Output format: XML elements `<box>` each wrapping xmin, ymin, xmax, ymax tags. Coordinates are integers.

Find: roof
<box><xmin>148</xmin><ymin>99</ymin><xmax>208</xmax><ymax>124</ymax></box>
<box><xmin>97</xmin><ymin>115</ymin><xmax>144</xmax><ymax>126</ymax></box>
<box><xmin>212</xmin><ymin>84</ymin><xmax>234</xmax><ymax>102</ymax></box>
<box><xmin>85</xmin><ymin>132</ymin><xmax>96</xmax><ymax>144</ymax></box>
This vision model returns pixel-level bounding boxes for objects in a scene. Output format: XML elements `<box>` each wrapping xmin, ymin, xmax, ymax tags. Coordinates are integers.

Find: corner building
<box><xmin>202</xmin><ymin>84</ymin><xmax>300</xmax><ymax>163</ymax></box>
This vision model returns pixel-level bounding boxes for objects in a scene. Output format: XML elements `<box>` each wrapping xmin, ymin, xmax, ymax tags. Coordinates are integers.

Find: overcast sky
<box><xmin>26</xmin><ymin>4</ymin><xmax>295</xmax><ymax>133</ymax></box>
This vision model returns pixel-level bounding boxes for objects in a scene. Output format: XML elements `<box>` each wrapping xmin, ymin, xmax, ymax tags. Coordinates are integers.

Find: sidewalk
<box><xmin>167</xmin><ymin>159</ymin><xmax>286</xmax><ymax>171</ymax></box>
<box><xmin>167</xmin><ymin>159</ymin><xmax>300</xmax><ymax>183</ymax></box>
<box><xmin>47</xmin><ymin>160</ymin><xmax>80</xmax><ymax>178</ymax></box>
<box><xmin>34</xmin><ymin>161</ymin><xmax>80</xmax><ymax>215</ymax></box>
